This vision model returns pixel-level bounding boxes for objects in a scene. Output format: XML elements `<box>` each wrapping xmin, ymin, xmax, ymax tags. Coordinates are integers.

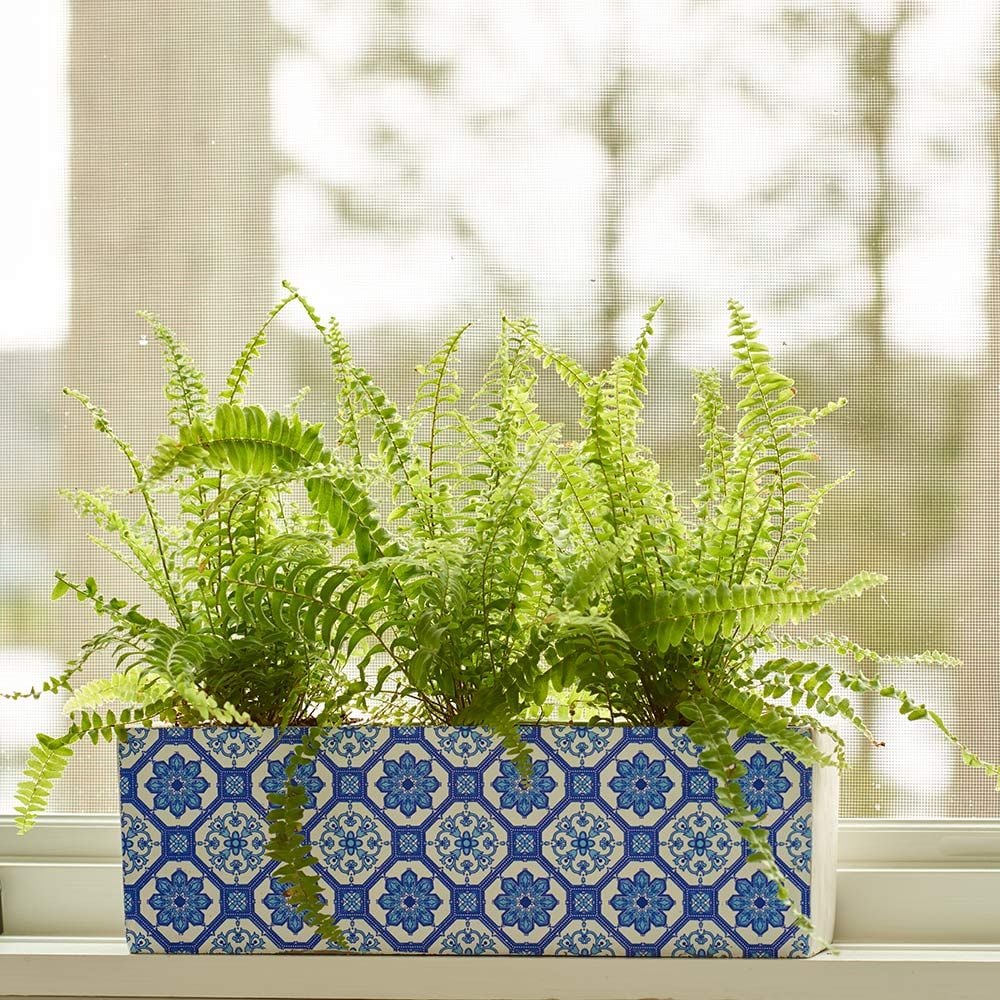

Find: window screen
<box><xmin>2</xmin><ymin>0</ymin><xmax>997</xmax><ymax>819</ymax></box>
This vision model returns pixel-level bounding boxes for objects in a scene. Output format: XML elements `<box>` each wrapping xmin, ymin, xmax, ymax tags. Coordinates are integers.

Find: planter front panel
<box><xmin>118</xmin><ymin>726</ymin><xmax>819</xmax><ymax>956</ymax></box>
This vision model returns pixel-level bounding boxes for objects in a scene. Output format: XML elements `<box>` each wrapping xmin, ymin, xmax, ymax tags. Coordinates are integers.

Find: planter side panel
<box><xmin>118</xmin><ymin>726</ymin><xmax>822</xmax><ymax>957</ymax></box>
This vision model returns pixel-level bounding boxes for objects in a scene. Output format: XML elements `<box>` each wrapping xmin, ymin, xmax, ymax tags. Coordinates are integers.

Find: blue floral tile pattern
<box><xmin>737</xmin><ymin>751</ymin><xmax>792</xmax><ymax>815</ymax></box>
<box><xmin>609</xmin><ymin>752</ymin><xmax>673</xmax><ymax>817</ymax></box>
<box><xmin>610</xmin><ymin>870</ymin><xmax>674</xmax><ymax>933</ymax></box>
<box><xmin>727</xmin><ymin>870</ymin><xmax>790</xmax><ymax>935</ymax></box>
<box><xmin>494</xmin><ymin>868</ymin><xmax>558</xmax><ymax>933</ymax></box>
<box><xmin>377</xmin><ymin>867</ymin><xmax>443</xmax><ymax>933</ymax></box>
<box><xmin>375</xmin><ymin>752</ymin><xmax>441</xmax><ymax>817</ymax></box>
<box><xmin>149</xmin><ymin>870</ymin><xmax>212</xmax><ymax>933</ymax></box>
<box><xmin>260</xmin><ymin>754</ymin><xmax>325</xmax><ymax>810</ymax></box>
<box><xmin>119</xmin><ymin>726</ymin><xmax>818</xmax><ymax>956</ymax></box>
<box><xmin>144</xmin><ymin>754</ymin><xmax>208</xmax><ymax>818</ymax></box>
<box><xmin>491</xmin><ymin>759</ymin><xmax>556</xmax><ymax>817</ymax></box>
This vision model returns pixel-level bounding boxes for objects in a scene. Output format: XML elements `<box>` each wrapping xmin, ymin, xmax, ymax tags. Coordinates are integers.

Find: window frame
<box><xmin>1</xmin><ymin>815</ymin><xmax>998</xmax><ymax>944</ymax></box>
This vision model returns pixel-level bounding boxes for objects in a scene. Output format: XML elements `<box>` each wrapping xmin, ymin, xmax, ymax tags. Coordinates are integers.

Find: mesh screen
<box><xmin>1</xmin><ymin>0</ymin><xmax>998</xmax><ymax>818</ymax></box>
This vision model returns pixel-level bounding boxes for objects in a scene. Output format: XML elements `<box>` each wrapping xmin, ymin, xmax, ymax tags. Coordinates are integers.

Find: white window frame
<box><xmin>1</xmin><ymin>816</ymin><xmax>999</xmax><ymax>1000</ymax></box>
<box><xmin>1</xmin><ymin>815</ymin><xmax>998</xmax><ymax>942</ymax></box>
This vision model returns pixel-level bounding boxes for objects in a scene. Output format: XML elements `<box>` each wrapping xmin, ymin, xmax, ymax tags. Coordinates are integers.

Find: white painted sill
<box><xmin>1</xmin><ymin>938</ymin><xmax>999</xmax><ymax>1000</ymax></box>
<box><xmin>2</xmin><ymin>818</ymin><xmax>999</xmax><ymax>999</ymax></box>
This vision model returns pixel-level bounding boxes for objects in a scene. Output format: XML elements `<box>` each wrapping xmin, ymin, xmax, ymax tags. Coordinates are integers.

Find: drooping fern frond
<box><xmin>837</xmin><ymin>668</ymin><xmax>1000</xmax><ymax>787</ymax></box>
<box><xmin>0</xmin><ymin>662</ymin><xmax>81</xmax><ymax>702</ymax></box>
<box><xmin>765</xmin><ymin>632</ymin><xmax>961</xmax><ymax>668</ymax></box>
<box><xmin>679</xmin><ymin>697</ymin><xmax>815</xmax><ymax>936</ymax></box>
<box><xmin>264</xmin><ymin>722</ymin><xmax>347</xmax><ymax>949</ymax></box>
<box><xmin>13</xmin><ymin>700</ymin><xmax>173</xmax><ymax>833</ymax></box>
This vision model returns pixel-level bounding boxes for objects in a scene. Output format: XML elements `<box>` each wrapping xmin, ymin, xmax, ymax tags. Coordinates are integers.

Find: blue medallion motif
<box><xmin>375</xmin><ymin>752</ymin><xmax>440</xmax><ymax>817</ymax></box>
<box><xmin>316</xmin><ymin>808</ymin><xmax>386</xmax><ymax>876</ymax></box>
<box><xmin>144</xmin><ymin>753</ymin><xmax>209</xmax><ymax>818</ymax></box>
<box><xmin>609</xmin><ymin>752</ymin><xmax>673</xmax><ymax>817</ymax></box>
<box><xmin>262</xmin><ymin>877</ymin><xmax>307</xmax><ymax>933</ymax></box>
<box><xmin>149</xmin><ymin>870</ymin><xmax>212</xmax><ymax>933</ymax></box>
<box><xmin>261</xmin><ymin>753</ymin><xmax>325</xmax><ymax>809</ymax></box>
<box><xmin>665</xmin><ymin>809</ymin><xmax>733</xmax><ymax>877</ymax></box>
<box><xmin>727</xmin><ymin>870</ymin><xmax>789</xmax><ymax>935</ymax></box>
<box><xmin>201</xmin><ymin>807</ymin><xmax>267</xmax><ymax>876</ymax></box>
<box><xmin>377</xmin><ymin>869</ymin><xmax>442</xmax><ymax>933</ymax></box>
<box><xmin>494</xmin><ymin>869</ymin><xmax>558</xmax><ymax>934</ymax></box>
<box><xmin>548</xmin><ymin>806</ymin><xmax>616</xmax><ymax>876</ymax></box>
<box><xmin>610</xmin><ymin>870</ymin><xmax>674</xmax><ymax>933</ymax></box>
<box><xmin>491</xmin><ymin>759</ymin><xmax>556</xmax><ymax>817</ymax></box>
<box><xmin>737</xmin><ymin>752</ymin><xmax>792</xmax><ymax>815</ymax></box>
<box><xmin>430</xmin><ymin>809</ymin><xmax>499</xmax><ymax>877</ymax></box>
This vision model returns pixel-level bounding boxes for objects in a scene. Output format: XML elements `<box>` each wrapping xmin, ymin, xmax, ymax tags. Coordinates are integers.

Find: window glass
<box><xmin>2</xmin><ymin>0</ymin><xmax>997</xmax><ymax>818</ymax></box>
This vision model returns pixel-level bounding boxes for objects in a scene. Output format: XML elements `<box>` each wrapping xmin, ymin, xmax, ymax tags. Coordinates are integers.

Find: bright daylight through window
<box><xmin>1</xmin><ymin>0</ymin><xmax>998</xmax><ymax>834</ymax></box>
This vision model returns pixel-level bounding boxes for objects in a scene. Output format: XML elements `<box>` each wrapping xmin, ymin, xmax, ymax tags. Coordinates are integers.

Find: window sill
<box><xmin>1</xmin><ymin>938</ymin><xmax>999</xmax><ymax>1000</ymax></box>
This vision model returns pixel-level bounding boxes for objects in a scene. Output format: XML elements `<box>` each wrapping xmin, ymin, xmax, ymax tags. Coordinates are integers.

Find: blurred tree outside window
<box><xmin>1</xmin><ymin>0</ymin><xmax>998</xmax><ymax>819</ymax></box>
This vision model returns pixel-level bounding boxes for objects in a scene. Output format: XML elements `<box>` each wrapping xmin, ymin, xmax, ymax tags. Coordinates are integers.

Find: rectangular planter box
<box><xmin>118</xmin><ymin>725</ymin><xmax>836</xmax><ymax>956</ymax></box>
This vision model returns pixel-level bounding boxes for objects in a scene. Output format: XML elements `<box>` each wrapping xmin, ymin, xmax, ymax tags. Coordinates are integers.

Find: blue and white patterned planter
<box><xmin>117</xmin><ymin>725</ymin><xmax>836</xmax><ymax>956</ymax></box>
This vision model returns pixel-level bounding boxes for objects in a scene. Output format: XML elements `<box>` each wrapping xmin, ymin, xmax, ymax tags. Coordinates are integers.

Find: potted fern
<box><xmin>10</xmin><ymin>287</ymin><xmax>997</xmax><ymax>958</ymax></box>
<box><xmin>11</xmin><ymin>285</ymin><xmax>571</xmax><ymax>954</ymax></box>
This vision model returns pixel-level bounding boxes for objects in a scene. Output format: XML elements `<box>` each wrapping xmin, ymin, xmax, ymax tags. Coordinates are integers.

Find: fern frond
<box><xmin>63</xmin><ymin>673</ymin><xmax>171</xmax><ymax>713</ymax></box>
<box><xmin>228</xmin><ymin>553</ymin><xmax>402</xmax><ymax>669</ymax></box>
<box><xmin>220</xmin><ymin>290</ymin><xmax>298</xmax><ymax>405</ymax></box>
<box><xmin>265</xmin><ymin>723</ymin><xmax>347</xmax><ymax>948</ymax></box>
<box><xmin>680</xmin><ymin>698</ymin><xmax>816</xmax><ymax>936</ymax></box>
<box><xmin>149</xmin><ymin>404</ymin><xmax>329</xmax><ymax>480</ymax></box>
<box><xmin>751</xmin><ymin>657</ymin><xmax>879</xmax><ymax>749</ymax></box>
<box><xmin>544</xmin><ymin>613</ymin><xmax>638</xmax><ymax>717</ymax></box>
<box><xmin>137</xmin><ymin>312</ymin><xmax>209</xmax><ymax>426</ymax></box>
<box><xmin>837</xmin><ymin>669</ymin><xmax>1000</xmax><ymax>786</ymax></box>
<box><xmin>690</xmin><ymin>368</ymin><xmax>731</xmax><ymax>576</ymax></box>
<box><xmin>63</xmin><ymin>389</ymin><xmax>187</xmax><ymax>624</ymax></box>
<box><xmin>13</xmin><ymin>734</ymin><xmax>76</xmax><ymax>833</ymax></box>
<box><xmin>714</xmin><ymin>682</ymin><xmax>839</xmax><ymax>769</ymax></box>
<box><xmin>408</xmin><ymin>322</ymin><xmax>470</xmax><ymax>535</ymax></box>
<box><xmin>0</xmin><ymin>662</ymin><xmax>81</xmax><ymax>702</ymax></box>
<box><xmin>134</xmin><ymin>627</ymin><xmax>252</xmax><ymax>726</ymax></box>
<box><xmin>60</xmin><ymin>488</ymin><xmax>170</xmax><ymax>602</ymax></box>
<box><xmin>14</xmin><ymin>701</ymin><xmax>173</xmax><ymax>833</ymax></box>
<box><xmin>616</xmin><ymin>572</ymin><xmax>888</xmax><ymax>652</ymax></box>
<box><xmin>774</xmin><ymin>472</ymin><xmax>854</xmax><ymax>582</ymax></box>
<box><xmin>767</xmin><ymin>632</ymin><xmax>961</xmax><ymax>668</ymax></box>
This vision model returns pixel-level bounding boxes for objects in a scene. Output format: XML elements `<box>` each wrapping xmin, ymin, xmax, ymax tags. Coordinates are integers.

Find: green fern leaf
<box><xmin>137</xmin><ymin>312</ymin><xmax>209</xmax><ymax>426</ymax></box>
